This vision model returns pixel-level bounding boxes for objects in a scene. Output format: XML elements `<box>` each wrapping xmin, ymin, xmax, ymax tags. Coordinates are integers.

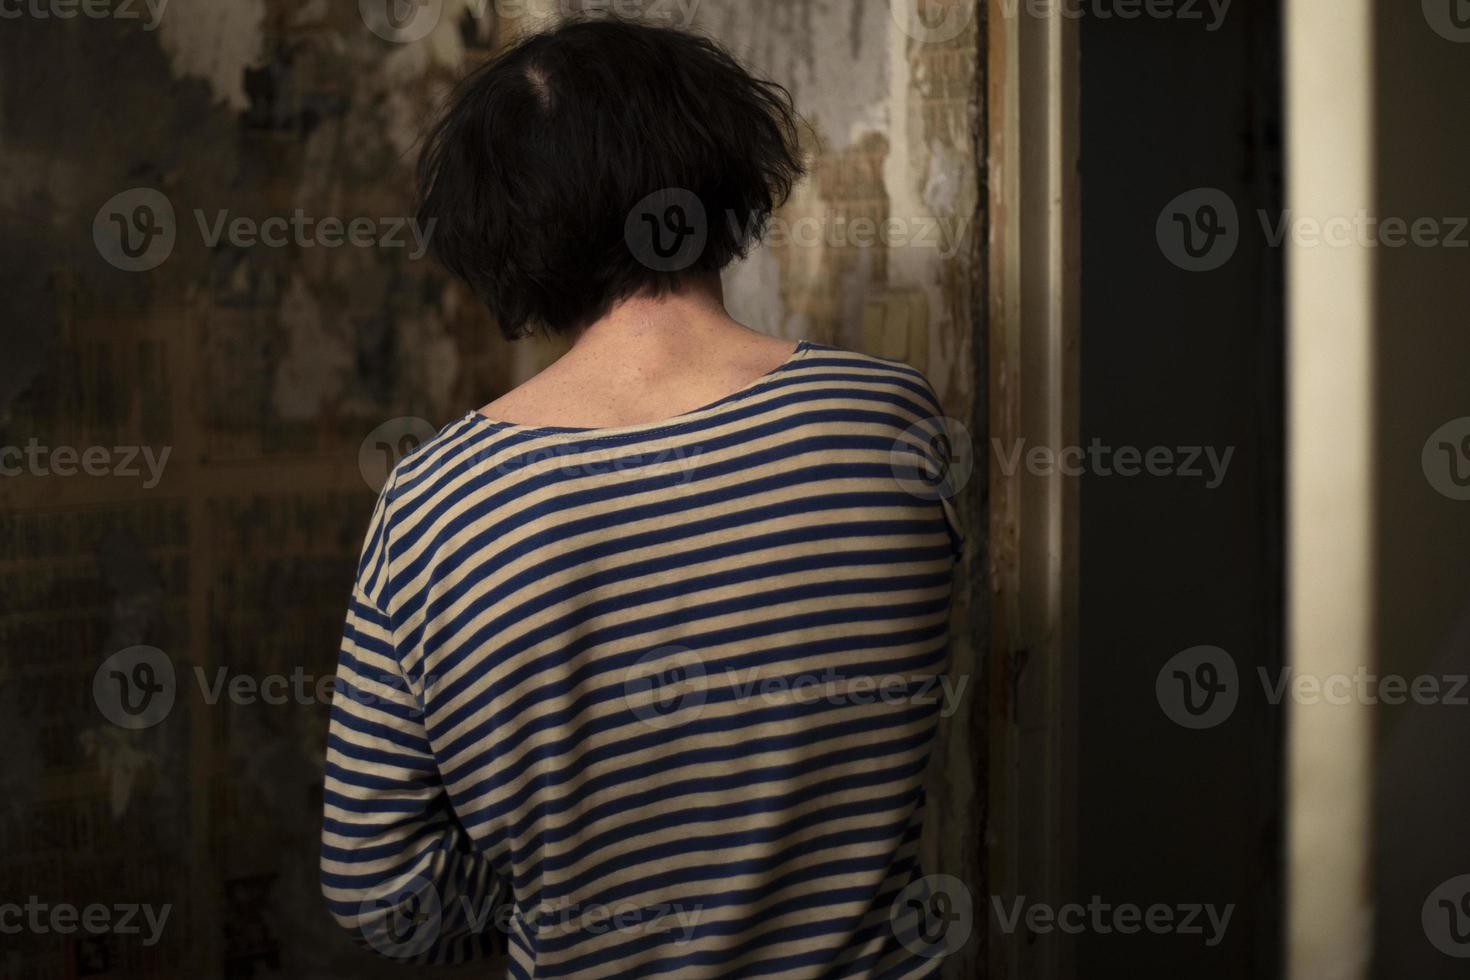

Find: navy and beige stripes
<box><xmin>321</xmin><ymin>341</ymin><xmax>962</xmax><ymax>978</ymax></box>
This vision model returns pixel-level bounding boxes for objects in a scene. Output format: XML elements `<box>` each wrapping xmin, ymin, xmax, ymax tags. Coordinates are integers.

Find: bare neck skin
<box><xmin>478</xmin><ymin>273</ymin><xmax>799</xmax><ymax>429</ymax></box>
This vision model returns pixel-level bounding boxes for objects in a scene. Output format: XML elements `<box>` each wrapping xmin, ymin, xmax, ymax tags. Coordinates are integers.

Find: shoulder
<box><xmin>793</xmin><ymin>341</ymin><xmax>944</xmax><ymax>415</ymax></box>
<box><xmin>379</xmin><ymin>413</ymin><xmax>502</xmax><ymax>514</ymax></box>
<box><xmin>796</xmin><ymin>341</ymin><xmax>931</xmax><ymax>380</ymax></box>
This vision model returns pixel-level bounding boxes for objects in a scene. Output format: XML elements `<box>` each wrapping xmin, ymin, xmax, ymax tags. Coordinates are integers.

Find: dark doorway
<box><xmin>1077</xmin><ymin>4</ymin><xmax>1285</xmax><ymax>978</ymax></box>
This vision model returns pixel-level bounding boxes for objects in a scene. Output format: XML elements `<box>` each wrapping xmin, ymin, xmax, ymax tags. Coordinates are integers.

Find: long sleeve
<box><xmin>319</xmin><ymin>484</ymin><xmax>506</xmax><ymax>964</ymax></box>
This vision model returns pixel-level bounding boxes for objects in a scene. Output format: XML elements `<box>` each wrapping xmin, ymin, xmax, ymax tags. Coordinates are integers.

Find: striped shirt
<box><xmin>321</xmin><ymin>341</ymin><xmax>963</xmax><ymax>978</ymax></box>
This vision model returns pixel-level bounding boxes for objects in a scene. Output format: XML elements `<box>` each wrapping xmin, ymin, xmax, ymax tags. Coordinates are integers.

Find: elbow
<box><xmin>320</xmin><ymin>848</ymin><xmax>445</xmax><ymax>960</ymax></box>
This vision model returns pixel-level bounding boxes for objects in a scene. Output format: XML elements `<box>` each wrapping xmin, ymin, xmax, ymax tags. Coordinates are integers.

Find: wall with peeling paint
<box><xmin>0</xmin><ymin>1</ymin><xmax>980</xmax><ymax>976</ymax></box>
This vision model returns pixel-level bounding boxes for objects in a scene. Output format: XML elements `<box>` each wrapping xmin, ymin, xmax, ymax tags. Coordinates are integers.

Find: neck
<box><xmin>570</xmin><ymin>273</ymin><xmax>743</xmax><ymax>356</ymax></box>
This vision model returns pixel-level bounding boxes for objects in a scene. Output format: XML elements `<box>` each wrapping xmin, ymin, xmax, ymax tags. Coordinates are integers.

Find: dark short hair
<box><xmin>415</xmin><ymin>18</ymin><xmax>805</xmax><ymax>339</ymax></box>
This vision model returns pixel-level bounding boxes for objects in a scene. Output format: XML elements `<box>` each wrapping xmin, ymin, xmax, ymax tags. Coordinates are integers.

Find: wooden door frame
<box><xmin>981</xmin><ymin>2</ymin><xmax>1082</xmax><ymax>978</ymax></box>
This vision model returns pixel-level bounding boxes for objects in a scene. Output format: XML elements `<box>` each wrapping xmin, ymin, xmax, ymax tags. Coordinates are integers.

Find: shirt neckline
<box><xmin>463</xmin><ymin>339</ymin><xmax>812</xmax><ymax>441</ymax></box>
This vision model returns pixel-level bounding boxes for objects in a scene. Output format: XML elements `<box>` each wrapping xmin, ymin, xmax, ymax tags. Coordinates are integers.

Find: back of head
<box><xmin>416</xmin><ymin>18</ymin><xmax>806</xmax><ymax>340</ymax></box>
